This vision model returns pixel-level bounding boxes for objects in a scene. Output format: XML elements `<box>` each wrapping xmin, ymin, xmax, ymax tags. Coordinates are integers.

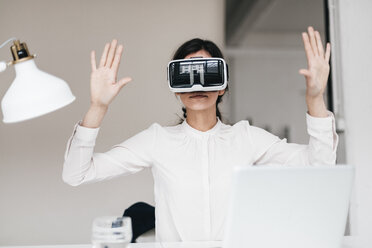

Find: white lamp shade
<box><xmin>1</xmin><ymin>59</ymin><xmax>75</xmax><ymax>123</ymax></box>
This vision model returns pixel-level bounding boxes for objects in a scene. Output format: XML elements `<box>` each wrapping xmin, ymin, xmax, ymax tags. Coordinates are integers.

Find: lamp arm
<box><xmin>0</xmin><ymin>37</ymin><xmax>17</xmax><ymax>49</ymax></box>
<box><xmin>0</xmin><ymin>37</ymin><xmax>18</xmax><ymax>73</ymax></box>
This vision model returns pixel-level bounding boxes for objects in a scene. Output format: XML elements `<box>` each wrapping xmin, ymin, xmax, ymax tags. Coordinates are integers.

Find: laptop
<box><xmin>223</xmin><ymin>165</ymin><xmax>354</xmax><ymax>248</ymax></box>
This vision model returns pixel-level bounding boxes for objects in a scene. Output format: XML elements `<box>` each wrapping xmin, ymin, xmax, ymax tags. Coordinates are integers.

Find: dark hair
<box><xmin>173</xmin><ymin>38</ymin><xmax>228</xmax><ymax>121</ymax></box>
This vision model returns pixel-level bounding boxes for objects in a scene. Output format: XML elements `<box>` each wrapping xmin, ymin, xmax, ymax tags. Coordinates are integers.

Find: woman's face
<box><xmin>176</xmin><ymin>50</ymin><xmax>225</xmax><ymax>112</ymax></box>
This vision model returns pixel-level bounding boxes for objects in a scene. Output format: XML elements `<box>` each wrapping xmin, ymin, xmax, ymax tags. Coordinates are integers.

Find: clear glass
<box><xmin>92</xmin><ymin>216</ymin><xmax>132</xmax><ymax>248</ymax></box>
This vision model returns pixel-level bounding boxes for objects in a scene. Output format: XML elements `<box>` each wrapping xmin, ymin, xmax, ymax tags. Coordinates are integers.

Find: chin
<box><xmin>185</xmin><ymin>103</ymin><xmax>216</xmax><ymax>111</ymax></box>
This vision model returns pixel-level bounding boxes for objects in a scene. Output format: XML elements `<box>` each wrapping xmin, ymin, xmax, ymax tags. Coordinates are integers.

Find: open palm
<box><xmin>90</xmin><ymin>39</ymin><xmax>132</xmax><ymax>107</ymax></box>
<box><xmin>299</xmin><ymin>27</ymin><xmax>331</xmax><ymax>98</ymax></box>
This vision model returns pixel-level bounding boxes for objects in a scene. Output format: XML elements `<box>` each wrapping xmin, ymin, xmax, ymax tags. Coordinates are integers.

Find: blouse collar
<box><xmin>181</xmin><ymin>118</ymin><xmax>222</xmax><ymax>136</ymax></box>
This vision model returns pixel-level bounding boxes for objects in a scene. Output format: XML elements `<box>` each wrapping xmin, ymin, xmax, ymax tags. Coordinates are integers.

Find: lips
<box><xmin>189</xmin><ymin>92</ymin><xmax>208</xmax><ymax>98</ymax></box>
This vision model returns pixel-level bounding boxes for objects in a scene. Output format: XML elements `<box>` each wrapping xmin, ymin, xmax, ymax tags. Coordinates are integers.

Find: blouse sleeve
<box><xmin>250</xmin><ymin>111</ymin><xmax>338</xmax><ymax>166</ymax></box>
<box><xmin>62</xmin><ymin>123</ymin><xmax>158</xmax><ymax>186</ymax></box>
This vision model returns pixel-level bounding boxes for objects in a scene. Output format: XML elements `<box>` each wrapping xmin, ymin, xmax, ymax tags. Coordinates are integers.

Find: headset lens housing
<box><xmin>168</xmin><ymin>58</ymin><xmax>228</xmax><ymax>92</ymax></box>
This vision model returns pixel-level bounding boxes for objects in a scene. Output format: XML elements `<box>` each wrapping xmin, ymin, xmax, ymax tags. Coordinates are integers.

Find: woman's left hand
<box><xmin>299</xmin><ymin>26</ymin><xmax>331</xmax><ymax>99</ymax></box>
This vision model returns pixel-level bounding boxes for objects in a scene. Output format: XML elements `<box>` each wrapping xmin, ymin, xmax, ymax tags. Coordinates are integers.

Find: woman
<box><xmin>63</xmin><ymin>26</ymin><xmax>338</xmax><ymax>242</ymax></box>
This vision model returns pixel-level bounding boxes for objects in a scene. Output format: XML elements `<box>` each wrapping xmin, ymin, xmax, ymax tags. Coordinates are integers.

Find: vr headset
<box><xmin>167</xmin><ymin>57</ymin><xmax>228</xmax><ymax>93</ymax></box>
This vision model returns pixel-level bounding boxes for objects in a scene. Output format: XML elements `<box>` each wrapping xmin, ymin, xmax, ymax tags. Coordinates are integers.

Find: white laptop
<box><xmin>223</xmin><ymin>165</ymin><xmax>354</xmax><ymax>248</ymax></box>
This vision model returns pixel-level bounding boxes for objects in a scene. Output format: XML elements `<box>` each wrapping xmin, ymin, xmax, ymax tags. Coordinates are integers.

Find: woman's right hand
<box><xmin>90</xmin><ymin>39</ymin><xmax>132</xmax><ymax>108</ymax></box>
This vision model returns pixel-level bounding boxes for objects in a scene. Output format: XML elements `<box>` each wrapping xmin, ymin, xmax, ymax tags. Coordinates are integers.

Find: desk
<box><xmin>0</xmin><ymin>237</ymin><xmax>367</xmax><ymax>248</ymax></box>
<box><xmin>0</xmin><ymin>243</ymin><xmax>219</xmax><ymax>248</ymax></box>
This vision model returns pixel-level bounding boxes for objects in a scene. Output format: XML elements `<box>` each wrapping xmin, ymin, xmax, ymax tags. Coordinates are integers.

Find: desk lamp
<box><xmin>0</xmin><ymin>38</ymin><xmax>75</xmax><ymax>123</ymax></box>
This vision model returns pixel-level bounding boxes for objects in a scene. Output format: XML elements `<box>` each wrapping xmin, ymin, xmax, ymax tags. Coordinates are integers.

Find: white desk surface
<box><xmin>0</xmin><ymin>243</ymin><xmax>219</xmax><ymax>248</ymax></box>
<box><xmin>0</xmin><ymin>237</ymin><xmax>367</xmax><ymax>248</ymax></box>
<box><xmin>0</xmin><ymin>241</ymin><xmax>222</xmax><ymax>248</ymax></box>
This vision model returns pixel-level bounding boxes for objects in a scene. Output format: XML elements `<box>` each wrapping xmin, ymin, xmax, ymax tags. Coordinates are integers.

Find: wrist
<box><xmin>306</xmin><ymin>95</ymin><xmax>328</xmax><ymax>118</ymax></box>
<box><xmin>306</xmin><ymin>94</ymin><xmax>323</xmax><ymax>102</ymax></box>
<box><xmin>81</xmin><ymin>104</ymin><xmax>108</xmax><ymax>128</ymax></box>
<box><xmin>90</xmin><ymin>102</ymin><xmax>109</xmax><ymax>111</ymax></box>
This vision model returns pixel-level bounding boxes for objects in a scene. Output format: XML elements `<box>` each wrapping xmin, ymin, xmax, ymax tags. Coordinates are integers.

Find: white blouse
<box><xmin>63</xmin><ymin>113</ymin><xmax>338</xmax><ymax>242</ymax></box>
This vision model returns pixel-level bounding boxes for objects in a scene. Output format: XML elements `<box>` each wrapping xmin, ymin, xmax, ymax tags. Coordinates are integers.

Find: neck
<box><xmin>185</xmin><ymin>106</ymin><xmax>218</xmax><ymax>132</ymax></box>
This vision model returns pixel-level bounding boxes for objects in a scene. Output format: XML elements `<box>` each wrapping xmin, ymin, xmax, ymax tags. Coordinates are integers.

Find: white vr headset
<box><xmin>167</xmin><ymin>57</ymin><xmax>228</xmax><ymax>93</ymax></box>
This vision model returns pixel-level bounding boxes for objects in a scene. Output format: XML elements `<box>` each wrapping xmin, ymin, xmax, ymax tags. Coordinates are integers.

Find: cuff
<box><xmin>306</xmin><ymin>111</ymin><xmax>335</xmax><ymax>132</ymax></box>
<box><xmin>74</xmin><ymin>121</ymin><xmax>100</xmax><ymax>142</ymax></box>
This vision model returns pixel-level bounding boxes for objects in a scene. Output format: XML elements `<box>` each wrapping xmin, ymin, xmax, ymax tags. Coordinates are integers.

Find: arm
<box><xmin>253</xmin><ymin>27</ymin><xmax>338</xmax><ymax>166</ymax></box>
<box><xmin>62</xmin><ymin>40</ymin><xmax>141</xmax><ymax>186</ymax></box>
<box><xmin>252</xmin><ymin>112</ymin><xmax>338</xmax><ymax>166</ymax></box>
<box><xmin>63</xmin><ymin>123</ymin><xmax>156</xmax><ymax>186</ymax></box>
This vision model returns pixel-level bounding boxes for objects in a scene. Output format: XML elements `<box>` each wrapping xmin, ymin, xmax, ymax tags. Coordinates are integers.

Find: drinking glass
<box><xmin>92</xmin><ymin>216</ymin><xmax>132</xmax><ymax>248</ymax></box>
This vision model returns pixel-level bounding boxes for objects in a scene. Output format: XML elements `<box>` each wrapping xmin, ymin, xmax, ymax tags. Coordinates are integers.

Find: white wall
<box><xmin>0</xmin><ymin>0</ymin><xmax>224</xmax><ymax>245</ymax></box>
<box><xmin>335</xmin><ymin>0</ymin><xmax>372</xmax><ymax>244</ymax></box>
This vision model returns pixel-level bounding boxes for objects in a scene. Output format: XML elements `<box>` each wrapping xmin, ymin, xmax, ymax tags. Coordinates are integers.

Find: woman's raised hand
<box><xmin>299</xmin><ymin>27</ymin><xmax>330</xmax><ymax>118</ymax></box>
<box><xmin>90</xmin><ymin>39</ymin><xmax>132</xmax><ymax>108</ymax></box>
<box><xmin>299</xmin><ymin>26</ymin><xmax>331</xmax><ymax>99</ymax></box>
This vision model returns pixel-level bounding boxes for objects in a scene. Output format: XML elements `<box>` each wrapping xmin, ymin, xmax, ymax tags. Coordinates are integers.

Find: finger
<box><xmin>325</xmin><ymin>43</ymin><xmax>331</xmax><ymax>63</ymax></box>
<box><xmin>299</xmin><ymin>69</ymin><xmax>311</xmax><ymax>78</ymax></box>
<box><xmin>111</xmin><ymin>45</ymin><xmax>123</xmax><ymax>73</ymax></box>
<box><xmin>315</xmin><ymin>31</ymin><xmax>324</xmax><ymax>56</ymax></box>
<box><xmin>99</xmin><ymin>43</ymin><xmax>110</xmax><ymax>67</ymax></box>
<box><xmin>302</xmin><ymin>32</ymin><xmax>314</xmax><ymax>63</ymax></box>
<box><xmin>105</xmin><ymin>39</ymin><xmax>118</xmax><ymax>68</ymax></box>
<box><xmin>307</xmin><ymin>26</ymin><xmax>319</xmax><ymax>56</ymax></box>
<box><xmin>117</xmin><ymin>77</ymin><xmax>132</xmax><ymax>89</ymax></box>
<box><xmin>90</xmin><ymin>50</ymin><xmax>97</xmax><ymax>71</ymax></box>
